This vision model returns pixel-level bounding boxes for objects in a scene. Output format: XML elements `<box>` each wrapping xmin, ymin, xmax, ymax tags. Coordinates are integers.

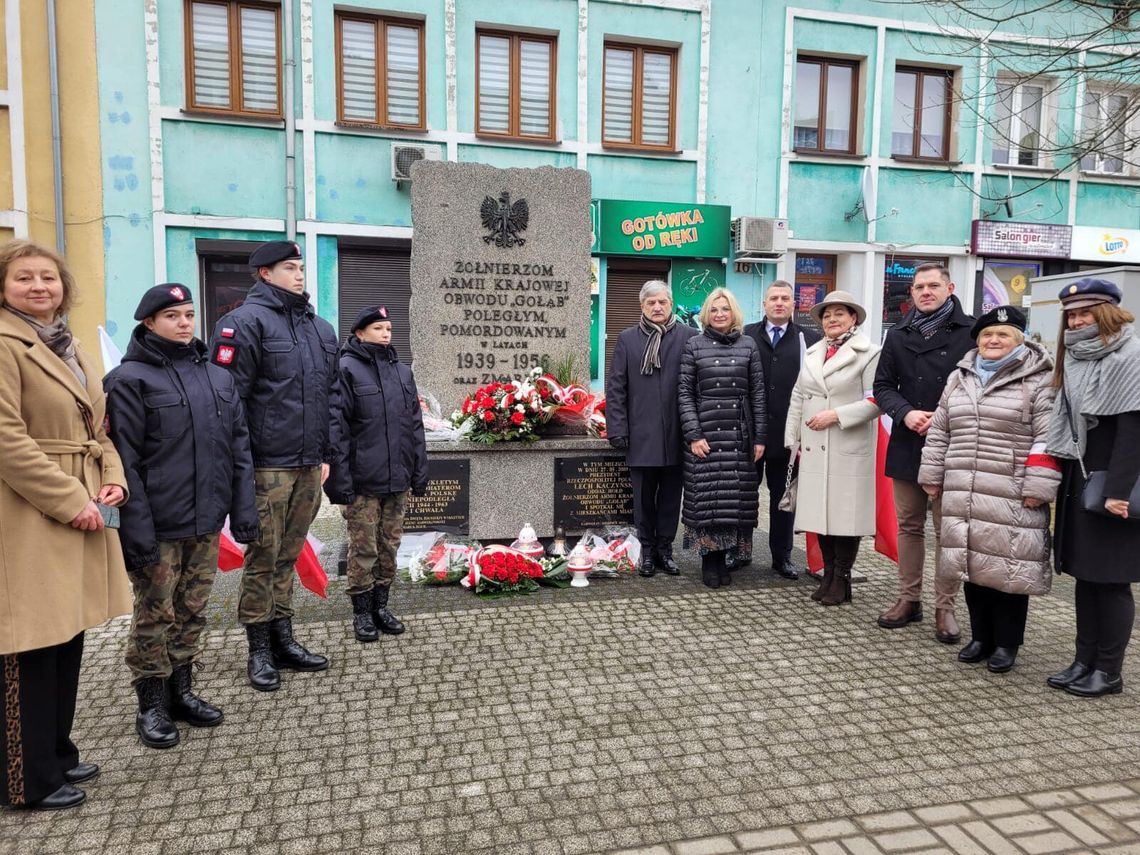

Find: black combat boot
<box><xmin>245</xmin><ymin>623</ymin><xmax>280</xmax><ymax>692</ymax></box>
<box><xmin>168</xmin><ymin>663</ymin><xmax>224</xmax><ymax>727</ymax></box>
<box><xmin>134</xmin><ymin>677</ymin><xmax>179</xmax><ymax>749</ymax></box>
<box><xmin>657</xmin><ymin>538</ymin><xmax>680</xmax><ymax>576</ymax></box>
<box><xmin>372</xmin><ymin>586</ymin><xmax>406</xmax><ymax>635</ymax></box>
<box><xmin>269</xmin><ymin>617</ymin><xmax>330</xmax><ymax>671</ymax></box>
<box><xmin>351</xmin><ymin>591</ymin><xmax>379</xmax><ymax>643</ymax></box>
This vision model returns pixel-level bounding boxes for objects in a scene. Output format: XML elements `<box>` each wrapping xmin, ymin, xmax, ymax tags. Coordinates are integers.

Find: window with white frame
<box><xmin>1080</xmin><ymin>86</ymin><xmax>1135</xmax><ymax>174</ymax></box>
<box><xmin>992</xmin><ymin>76</ymin><xmax>1051</xmax><ymax>167</ymax></box>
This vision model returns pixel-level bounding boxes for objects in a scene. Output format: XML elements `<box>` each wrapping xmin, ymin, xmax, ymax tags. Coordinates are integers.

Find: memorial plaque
<box><xmin>553</xmin><ymin>456</ymin><xmax>634</xmax><ymax>531</ymax></box>
<box><xmin>405</xmin><ymin>459</ymin><xmax>471</xmax><ymax>534</ymax></box>
<box><xmin>409</xmin><ymin>161</ymin><xmax>593</xmax><ymax>414</ymax></box>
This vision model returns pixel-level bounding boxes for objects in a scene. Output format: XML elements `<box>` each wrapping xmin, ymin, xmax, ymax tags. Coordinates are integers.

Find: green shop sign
<box><xmin>592</xmin><ymin>199</ymin><xmax>731</xmax><ymax>258</ymax></box>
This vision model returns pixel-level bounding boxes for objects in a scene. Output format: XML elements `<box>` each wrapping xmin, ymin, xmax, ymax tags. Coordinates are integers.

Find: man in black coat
<box><xmin>873</xmin><ymin>262</ymin><xmax>975</xmax><ymax>642</ymax></box>
<box><xmin>606</xmin><ymin>280</ymin><xmax>698</xmax><ymax>576</ymax></box>
<box><xmin>209</xmin><ymin>240</ymin><xmax>339</xmax><ymax>691</ymax></box>
<box><xmin>744</xmin><ymin>280</ymin><xmax>821</xmax><ymax>578</ymax></box>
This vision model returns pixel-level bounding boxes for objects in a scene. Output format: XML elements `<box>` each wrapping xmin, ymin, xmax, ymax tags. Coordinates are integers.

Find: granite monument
<box><xmin>409</xmin><ymin>161</ymin><xmax>593</xmax><ymax>415</ymax></box>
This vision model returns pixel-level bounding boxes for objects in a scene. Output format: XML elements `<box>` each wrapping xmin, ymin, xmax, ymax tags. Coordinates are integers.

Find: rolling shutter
<box><xmin>604</xmin><ymin>259</ymin><xmax>670</xmax><ymax>376</ymax></box>
<box><xmin>337</xmin><ymin>245</ymin><xmax>413</xmax><ymax>364</ymax></box>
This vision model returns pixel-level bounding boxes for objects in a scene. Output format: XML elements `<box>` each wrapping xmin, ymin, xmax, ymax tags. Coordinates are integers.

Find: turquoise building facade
<box><xmin>93</xmin><ymin>0</ymin><xmax>1140</xmax><ymax>380</ymax></box>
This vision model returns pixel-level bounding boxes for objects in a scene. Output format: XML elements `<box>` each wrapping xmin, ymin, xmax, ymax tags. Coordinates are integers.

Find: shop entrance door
<box><xmin>793</xmin><ymin>254</ymin><xmax>836</xmax><ymax>334</ymax></box>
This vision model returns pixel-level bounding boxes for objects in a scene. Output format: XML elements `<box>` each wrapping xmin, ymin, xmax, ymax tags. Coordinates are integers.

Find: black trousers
<box><xmin>758</xmin><ymin>453</ymin><xmax>796</xmax><ymax>569</ymax></box>
<box><xmin>964</xmin><ymin>582</ymin><xmax>1028</xmax><ymax>648</ymax></box>
<box><xmin>817</xmin><ymin>534</ymin><xmax>861</xmax><ymax>570</ymax></box>
<box><xmin>1075</xmin><ymin>580</ymin><xmax>1134</xmax><ymax>675</ymax></box>
<box><xmin>629</xmin><ymin>465</ymin><xmax>683</xmax><ymax>552</ymax></box>
<box><xmin>1</xmin><ymin>633</ymin><xmax>83</xmax><ymax>806</ymax></box>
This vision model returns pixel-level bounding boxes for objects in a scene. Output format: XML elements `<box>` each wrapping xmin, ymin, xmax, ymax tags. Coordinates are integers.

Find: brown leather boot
<box><xmin>877</xmin><ymin>599</ymin><xmax>923</xmax><ymax>628</ymax></box>
<box><xmin>810</xmin><ymin>566</ymin><xmax>834</xmax><ymax>602</ymax></box>
<box><xmin>934</xmin><ymin>608</ymin><xmax>961</xmax><ymax>644</ymax></box>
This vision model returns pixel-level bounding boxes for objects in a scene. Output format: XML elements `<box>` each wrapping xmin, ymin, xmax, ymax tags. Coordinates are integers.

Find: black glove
<box><xmin>412</xmin><ymin>483</ymin><xmax>428</xmax><ymax>498</ymax></box>
<box><xmin>608</xmin><ymin>436</ymin><xmax>629</xmax><ymax>451</ymax></box>
<box><xmin>327</xmin><ymin>492</ymin><xmax>354</xmax><ymax>506</ymax></box>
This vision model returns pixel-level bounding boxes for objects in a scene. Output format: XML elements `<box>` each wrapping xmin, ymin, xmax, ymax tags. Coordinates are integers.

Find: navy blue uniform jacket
<box><xmin>325</xmin><ymin>337</ymin><xmax>428</xmax><ymax>505</ymax></box>
<box><xmin>208</xmin><ymin>280</ymin><xmax>339</xmax><ymax>468</ymax></box>
<box><xmin>104</xmin><ymin>327</ymin><xmax>259</xmax><ymax>570</ymax></box>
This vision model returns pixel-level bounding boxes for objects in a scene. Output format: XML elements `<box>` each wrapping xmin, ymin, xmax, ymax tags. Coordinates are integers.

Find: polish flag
<box><xmin>804</xmin><ymin>400</ymin><xmax>898</xmax><ymax>573</ymax></box>
<box><xmin>873</xmin><ymin>408</ymin><xmax>899</xmax><ymax>563</ymax></box>
<box><xmin>218</xmin><ymin>523</ymin><xmax>329</xmax><ymax>598</ymax></box>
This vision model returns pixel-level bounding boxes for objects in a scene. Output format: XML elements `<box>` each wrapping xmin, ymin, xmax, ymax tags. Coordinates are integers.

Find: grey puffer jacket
<box><xmin>918</xmin><ymin>341</ymin><xmax>1060</xmax><ymax>595</ymax></box>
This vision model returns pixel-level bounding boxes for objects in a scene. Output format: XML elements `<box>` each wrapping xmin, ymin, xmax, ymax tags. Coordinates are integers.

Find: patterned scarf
<box><xmin>4</xmin><ymin>305</ymin><xmax>85</xmax><ymax>386</ymax></box>
<box><xmin>1046</xmin><ymin>323</ymin><xmax>1140</xmax><ymax>462</ymax></box>
<box><xmin>638</xmin><ymin>313</ymin><xmax>677</xmax><ymax>375</ymax></box>
<box><xmin>910</xmin><ymin>297</ymin><xmax>956</xmax><ymax>339</ymax></box>
<box><xmin>824</xmin><ymin>329</ymin><xmax>856</xmax><ymax>362</ymax></box>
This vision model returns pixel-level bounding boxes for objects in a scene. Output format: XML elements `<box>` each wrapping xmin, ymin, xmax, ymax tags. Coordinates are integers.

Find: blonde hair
<box><xmin>699</xmin><ymin>287</ymin><xmax>744</xmax><ymax>333</ymax></box>
<box><xmin>0</xmin><ymin>239</ymin><xmax>77</xmax><ymax>316</ymax></box>
<box><xmin>1053</xmin><ymin>302</ymin><xmax>1137</xmax><ymax>388</ymax></box>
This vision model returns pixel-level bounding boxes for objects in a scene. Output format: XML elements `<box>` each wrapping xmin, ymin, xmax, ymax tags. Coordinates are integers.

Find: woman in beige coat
<box><xmin>786</xmin><ymin>291</ymin><xmax>881</xmax><ymax>605</ymax></box>
<box><xmin>0</xmin><ymin>240</ymin><xmax>131</xmax><ymax>811</ymax></box>
<box><xmin>919</xmin><ymin>306</ymin><xmax>1060</xmax><ymax>674</ymax></box>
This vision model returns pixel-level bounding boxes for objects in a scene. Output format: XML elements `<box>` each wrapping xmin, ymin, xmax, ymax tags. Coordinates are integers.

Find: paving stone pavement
<box><xmin>2</xmin><ymin>516</ymin><xmax>1138</xmax><ymax>855</ymax></box>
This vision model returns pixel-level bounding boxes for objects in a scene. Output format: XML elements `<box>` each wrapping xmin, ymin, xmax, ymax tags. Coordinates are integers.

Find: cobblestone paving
<box><xmin>2</xmin><ymin>519</ymin><xmax>1137</xmax><ymax>855</ymax></box>
<box><xmin>614</xmin><ymin>781</ymin><xmax>1140</xmax><ymax>855</ymax></box>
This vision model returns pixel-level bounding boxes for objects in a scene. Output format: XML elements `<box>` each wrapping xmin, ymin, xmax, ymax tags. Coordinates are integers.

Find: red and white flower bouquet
<box><xmin>450</xmin><ymin>368</ymin><xmax>552</xmax><ymax>444</ymax></box>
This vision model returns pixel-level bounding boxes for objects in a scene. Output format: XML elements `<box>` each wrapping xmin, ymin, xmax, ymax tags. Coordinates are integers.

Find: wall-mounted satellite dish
<box><xmin>845</xmin><ymin>166</ymin><xmax>877</xmax><ymax>223</ymax></box>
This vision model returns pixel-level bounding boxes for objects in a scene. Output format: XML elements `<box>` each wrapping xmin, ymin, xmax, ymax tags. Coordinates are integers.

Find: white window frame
<box><xmin>991</xmin><ymin>75</ymin><xmax>1054</xmax><ymax>169</ymax></box>
<box><xmin>1080</xmin><ymin>84</ymin><xmax>1138</xmax><ymax>176</ymax></box>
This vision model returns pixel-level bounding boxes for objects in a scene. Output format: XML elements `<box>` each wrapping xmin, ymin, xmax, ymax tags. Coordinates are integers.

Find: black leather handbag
<box><xmin>1064</xmin><ymin>393</ymin><xmax>1140</xmax><ymax>521</ymax></box>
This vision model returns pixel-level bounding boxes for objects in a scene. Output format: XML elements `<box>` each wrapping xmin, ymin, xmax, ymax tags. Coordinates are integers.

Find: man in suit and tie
<box><xmin>744</xmin><ymin>280</ymin><xmax>821</xmax><ymax>578</ymax></box>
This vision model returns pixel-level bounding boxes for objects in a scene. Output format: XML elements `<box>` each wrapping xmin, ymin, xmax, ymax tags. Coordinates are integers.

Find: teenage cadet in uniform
<box><xmin>210</xmin><ymin>241</ymin><xmax>339</xmax><ymax>691</ymax></box>
<box><xmin>326</xmin><ymin>306</ymin><xmax>427</xmax><ymax>642</ymax></box>
<box><xmin>105</xmin><ymin>284</ymin><xmax>258</xmax><ymax>748</ymax></box>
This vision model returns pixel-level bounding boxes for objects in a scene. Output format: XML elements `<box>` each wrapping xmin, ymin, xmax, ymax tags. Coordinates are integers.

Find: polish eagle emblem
<box><xmin>480</xmin><ymin>191</ymin><xmax>529</xmax><ymax>249</ymax></box>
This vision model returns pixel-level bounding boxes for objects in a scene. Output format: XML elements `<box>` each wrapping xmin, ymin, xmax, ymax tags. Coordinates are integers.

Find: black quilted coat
<box><xmin>678</xmin><ymin>329</ymin><xmax>767</xmax><ymax>530</ymax></box>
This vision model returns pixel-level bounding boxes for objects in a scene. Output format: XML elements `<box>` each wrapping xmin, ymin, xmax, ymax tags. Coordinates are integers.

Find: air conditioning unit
<box><xmin>732</xmin><ymin>216</ymin><xmax>788</xmax><ymax>258</ymax></box>
<box><xmin>391</xmin><ymin>144</ymin><xmax>441</xmax><ymax>182</ymax></box>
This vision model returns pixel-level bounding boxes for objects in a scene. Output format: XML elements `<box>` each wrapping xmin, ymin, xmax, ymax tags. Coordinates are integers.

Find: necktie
<box><xmin>771</xmin><ymin>327</ymin><xmax>782</xmax><ymax>347</ymax></box>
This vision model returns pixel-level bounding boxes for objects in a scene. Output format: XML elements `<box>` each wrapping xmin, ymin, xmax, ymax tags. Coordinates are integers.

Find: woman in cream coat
<box><xmin>0</xmin><ymin>241</ymin><xmax>131</xmax><ymax>811</ymax></box>
<box><xmin>786</xmin><ymin>291</ymin><xmax>881</xmax><ymax>605</ymax></box>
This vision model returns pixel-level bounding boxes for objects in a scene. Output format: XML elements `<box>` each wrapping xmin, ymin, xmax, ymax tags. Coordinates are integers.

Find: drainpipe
<box><xmin>47</xmin><ymin>0</ymin><xmax>65</xmax><ymax>253</ymax></box>
<box><xmin>283</xmin><ymin>0</ymin><xmax>296</xmax><ymax>240</ymax></box>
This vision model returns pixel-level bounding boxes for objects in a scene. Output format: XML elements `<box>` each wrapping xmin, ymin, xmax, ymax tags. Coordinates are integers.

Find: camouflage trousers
<box><xmin>344</xmin><ymin>492</ymin><xmax>407</xmax><ymax>596</ymax></box>
<box><xmin>125</xmin><ymin>535</ymin><xmax>220</xmax><ymax>684</ymax></box>
<box><xmin>239</xmin><ymin>466</ymin><xmax>323</xmax><ymax>625</ymax></box>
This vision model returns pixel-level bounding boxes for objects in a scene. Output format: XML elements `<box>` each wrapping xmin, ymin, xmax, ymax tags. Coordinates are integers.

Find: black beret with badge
<box><xmin>249</xmin><ymin>240</ymin><xmax>303</xmax><ymax>271</ymax></box>
<box><xmin>351</xmin><ymin>305</ymin><xmax>390</xmax><ymax>332</ymax></box>
<box><xmin>1058</xmin><ymin>277</ymin><xmax>1123</xmax><ymax>310</ymax></box>
<box><xmin>971</xmin><ymin>304</ymin><xmax>1027</xmax><ymax>339</ymax></box>
<box><xmin>134</xmin><ymin>282</ymin><xmax>193</xmax><ymax>321</ymax></box>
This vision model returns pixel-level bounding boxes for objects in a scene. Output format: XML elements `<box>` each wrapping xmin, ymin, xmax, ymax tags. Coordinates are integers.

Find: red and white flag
<box><xmin>804</xmin><ymin>399</ymin><xmax>899</xmax><ymax>573</ymax></box>
<box><xmin>218</xmin><ymin>522</ymin><xmax>329</xmax><ymax>598</ymax></box>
